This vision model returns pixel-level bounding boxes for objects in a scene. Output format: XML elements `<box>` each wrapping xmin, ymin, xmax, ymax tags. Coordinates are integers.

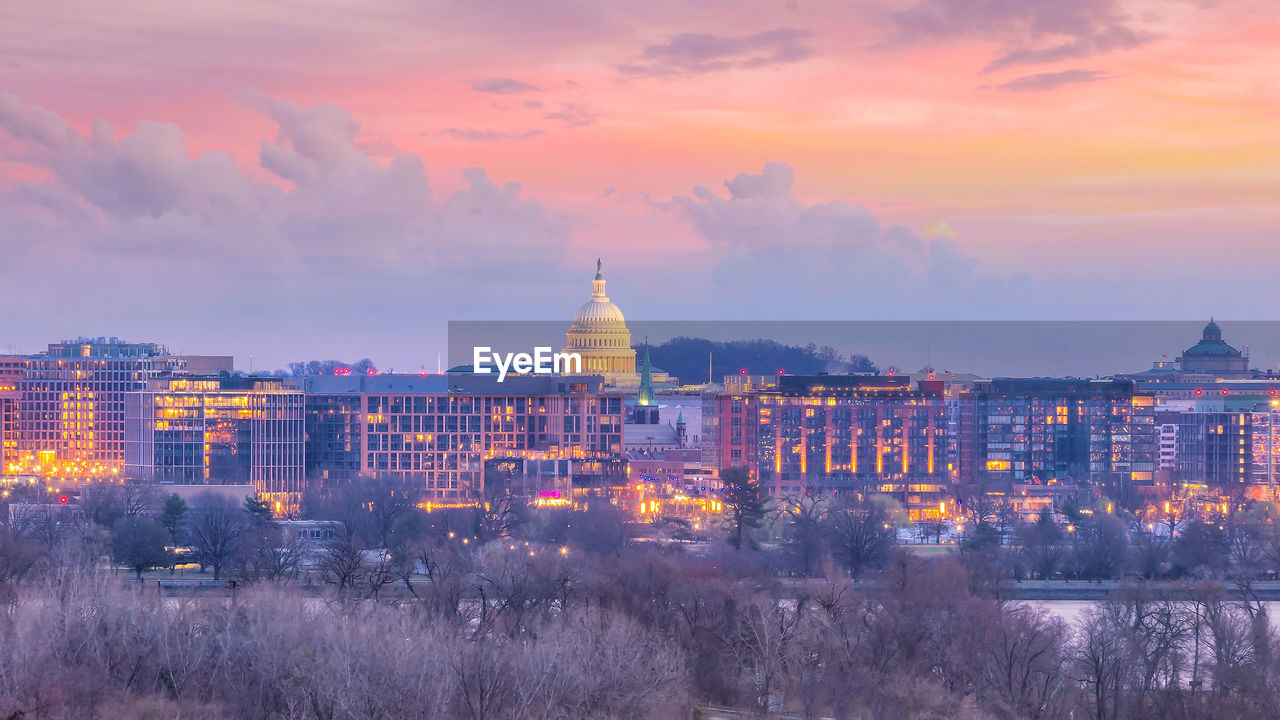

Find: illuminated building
<box><xmin>1156</xmin><ymin>410</ymin><xmax>1180</xmax><ymax>472</ymax></box>
<box><xmin>701</xmin><ymin>374</ymin><xmax>776</xmax><ymax>476</ymax></box>
<box><xmin>759</xmin><ymin>376</ymin><xmax>947</xmax><ymax>516</ymax></box>
<box><xmin>624</xmin><ymin>446</ymin><xmax>722</xmax><ymax>528</ymax></box>
<box><xmin>302</xmin><ymin>373</ymin><xmax>624</xmax><ymax>501</ymax></box>
<box><xmin>1176</xmin><ymin>410</ymin><xmax>1251</xmax><ymax>489</ymax></box>
<box><xmin>562</xmin><ymin>260</ymin><xmax>638</xmax><ymax>387</ymax></box>
<box><xmin>0</xmin><ymin>356</ymin><xmax>22</xmax><ymax>473</ymax></box>
<box><xmin>304</xmin><ymin>392</ymin><xmax>363</xmax><ymax>482</ymax></box>
<box><xmin>1155</xmin><ymin>391</ymin><xmax>1280</xmax><ymax>494</ymax></box>
<box><xmin>900</xmin><ymin>367</ymin><xmax>987</xmax><ymax>480</ymax></box>
<box><xmin>124</xmin><ymin>376</ymin><xmax>304</xmax><ymax>507</ymax></box>
<box><xmin>626</xmin><ymin>447</ymin><xmax>710</xmax><ymax>493</ymax></box>
<box><xmin>706</xmin><ymin>375</ymin><xmax>948</xmax><ymax>519</ymax></box>
<box><xmin>956</xmin><ymin>379</ymin><xmax>1157</xmax><ymax>493</ymax></box>
<box><xmin>9</xmin><ymin>338</ymin><xmax>233</xmax><ymax>480</ymax></box>
<box><xmin>1252</xmin><ymin>404</ymin><xmax>1280</xmax><ymax>492</ymax></box>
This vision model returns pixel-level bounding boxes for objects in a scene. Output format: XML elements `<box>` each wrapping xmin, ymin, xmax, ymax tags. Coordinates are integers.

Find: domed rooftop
<box><xmin>1183</xmin><ymin>317</ymin><xmax>1240</xmax><ymax>357</ymax></box>
<box><xmin>573</xmin><ymin>299</ymin><xmax>626</xmax><ymax>326</ymax></box>
<box><xmin>570</xmin><ymin>259</ymin><xmax>626</xmax><ymax>328</ymax></box>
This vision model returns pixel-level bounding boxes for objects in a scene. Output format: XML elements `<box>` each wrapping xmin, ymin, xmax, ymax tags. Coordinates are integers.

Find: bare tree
<box><xmin>417</xmin><ymin>540</ymin><xmax>475</xmax><ymax>619</ymax></box>
<box><xmin>0</xmin><ymin>528</ymin><xmax>44</xmax><ymax>590</ymax></box>
<box><xmin>776</xmin><ymin>494</ymin><xmax>826</xmax><ymax>575</ymax></box>
<box><xmin>731</xmin><ymin>594</ymin><xmax>809</xmax><ymax>714</ymax></box>
<box><xmin>825</xmin><ymin>498</ymin><xmax>896</xmax><ymax>578</ymax></box>
<box><xmin>185</xmin><ymin>493</ymin><xmax>249</xmax><ymax>581</ymax></box>
<box><xmin>233</xmin><ymin>525</ymin><xmax>306</xmax><ymax>583</ymax></box>
<box><xmin>317</xmin><ymin>529</ymin><xmax>367</xmax><ymax>594</ymax></box>
<box><xmin>450</xmin><ymin>639</ymin><xmax>514</xmax><ymax>720</ymax></box>
<box><xmin>978</xmin><ymin>606</ymin><xmax>1070</xmax><ymax>719</ymax></box>
<box><xmin>1072</xmin><ymin>607</ymin><xmax>1128</xmax><ymax>720</ymax></box>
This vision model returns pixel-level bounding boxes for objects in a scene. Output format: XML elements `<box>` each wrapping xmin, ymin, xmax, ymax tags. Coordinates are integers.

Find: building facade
<box><xmin>756</xmin><ymin>376</ymin><xmax>948</xmax><ymax>517</ymax></box>
<box><xmin>302</xmin><ymin>373</ymin><xmax>625</xmax><ymax>502</ymax></box>
<box><xmin>956</xmin><ymin>379</ymin><xmax>1158</xmax><ymax>492</ymax></box>
<box><xmin>1176</xmin><ymin>411</ymin><xmax>1251</xmax><ymax>490</ymax></box>
<box><xmin>0</xmin><ymin>356</ymin><xmax>22</xmax><ymax>473</ymax></box>
<box><xmin>701</xmin><ymin>374</ymin><xmax>777</xmax><ymax>476</ymax></box>
<box><xmin>11</xmin><ymin>339</ymin><xmax>184</xmax><ymax>480</ymax></box>
<box><xmin>124</xmin><ymin>376</ymin><xmax>305</xmax><ymax>505</ymax></box>
<box><xmin>705</xmin><ymin>374</ymin><xmax>948</xmax><ymax>519</ymax></box>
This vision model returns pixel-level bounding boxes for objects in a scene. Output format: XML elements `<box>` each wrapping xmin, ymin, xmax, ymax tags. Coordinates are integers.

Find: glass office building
<box><xmin>125</xmin><ymin>376</ymin><xmax>304</xmax><ymax>507</ymax></box>
<box><xmin>957</xmin><ymin>378</ymin><xmax>1157</xmax><ymax>489</ymax></box>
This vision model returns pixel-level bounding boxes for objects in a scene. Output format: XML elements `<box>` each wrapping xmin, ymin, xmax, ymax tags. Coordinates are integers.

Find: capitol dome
<box><xmin>562</xmin><ymin>260</ymin><xmax>638</xmax><ymax>386</ymax></box>
<box><xmin>573</xmin><ymin>295</ymin><xmax>626</xmax><ymax>327</ymax></box>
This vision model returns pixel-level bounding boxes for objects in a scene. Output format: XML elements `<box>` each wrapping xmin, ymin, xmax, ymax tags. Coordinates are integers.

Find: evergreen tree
<box><xmin>244</xmin><ymin>496</ymin><xmax>274</xmax><ymax>526</ymax></box>
<box><xmin>721</xmin><ymin>467</ymin><xmax>766</xmax><ymax>550</ymax></box>
<box><xmin>110</xmin><ymin>517</ymin><xmax>171</xmax><ymax>581</ymax></box>
<box><xmin>159</xmin><ymin>493</ymin><xmax>189</xmax><ymax>545</ymax></box>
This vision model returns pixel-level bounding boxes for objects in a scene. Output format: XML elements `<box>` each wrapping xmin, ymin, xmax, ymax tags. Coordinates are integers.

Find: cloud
<box><xmin>987</xmin><ymin>68</ymin><xmax>1111</xmax><ymax>92</ymax></box>
<box><xmin>0</xmin><ymin>93</ymin><xmax>78</xmax><ymax>149</ymax></box>
<box><xmin>670</xmin><ymin>162</ymin><xmax>1018</xmax><ymax>312</ymax></box>
<box><xmin>620</xmin><ymin>27</ymin><xmax>816</xmax><ymax>76</ymax></box>
<box><xmin>887</xmin><ymin>0</ymin><xmax>1152</xmax><ymax>72</ymax></box>
<box><xmin>437</xmin><ymin>128</ymin><xmax>544</xmax><ymax>141</ymax></box>
<box><xmin>544</xmin><ymin>103</ymin><xmax>597</xmax><ymax>127</ymax></box>
<box><xmin>470</xmin><ymin>77</ymin><xmax>541</xmax><ymax>94</ymax></box>
<box><xmin>0</xmin><ymin>92</ymin><xmax>572</xmax><ymax>308</ymax></box>
<box><xmin>983</xmin><ymin>25</ymin><xmax>1147</xmax><ymax>72</ymax></box>
<box><xmin>0</xmin><ymin>92</ymin><xmax>273</xmax><ymax>222</ymax></box>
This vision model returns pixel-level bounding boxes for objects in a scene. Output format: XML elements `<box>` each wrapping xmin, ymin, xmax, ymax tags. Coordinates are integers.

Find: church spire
<box><xmin>637</xmin><ymin>337</ymin><xmax>655</xmax><ymax>406</ymax></box>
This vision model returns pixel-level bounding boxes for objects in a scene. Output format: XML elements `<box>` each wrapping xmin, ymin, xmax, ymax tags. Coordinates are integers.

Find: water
<box><xmin>1031</xmin><ymin>600</ymin><xmax>1280</xmax><ymax>627</ymax></box>
<box><xmin>1024</xmin><ymin>600</ymin><xmax>1095</xmax><ymax>625</ymax></box>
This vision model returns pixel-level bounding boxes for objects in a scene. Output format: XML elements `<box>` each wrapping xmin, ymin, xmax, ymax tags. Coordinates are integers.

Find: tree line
<box><xmin>647</xmin><ymin>337</ymin><xmax>876</xmax><ymax>384</ymax></box>
<box><xmin>10</xmin><ymin>473</ymin><xmax>1280</xmax><ymax>718</ymax></box>
<box><xmin>5</xmin><ymin>525</ymin><xmax>1280</xmax><ymax>719</ymax></box>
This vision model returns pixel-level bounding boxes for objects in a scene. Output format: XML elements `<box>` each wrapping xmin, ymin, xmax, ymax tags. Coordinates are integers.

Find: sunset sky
<box><xmin>2</xmin><ymin>0</ymin><xmax>1278</xmax><ymax>371</ymax></box>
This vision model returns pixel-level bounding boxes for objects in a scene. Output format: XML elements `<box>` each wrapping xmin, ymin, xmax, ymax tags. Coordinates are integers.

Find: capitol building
<box><xmin>562</xmin><ymin>260</ymin><xmax>639</xmax><ymax>387</ymax></box>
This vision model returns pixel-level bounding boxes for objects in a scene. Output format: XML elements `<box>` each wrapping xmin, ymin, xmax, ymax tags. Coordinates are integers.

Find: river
<box><xmin>1030</xmin><ymin>600</ymin><xmax>1280</xmax><ymax>626</ymax></box>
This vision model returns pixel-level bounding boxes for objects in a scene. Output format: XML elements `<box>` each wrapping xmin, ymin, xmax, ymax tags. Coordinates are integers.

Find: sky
<box><xmin>1</xmin><ymin>0</ymin><xmax>1278</xmax><ymax>372</ymax></box>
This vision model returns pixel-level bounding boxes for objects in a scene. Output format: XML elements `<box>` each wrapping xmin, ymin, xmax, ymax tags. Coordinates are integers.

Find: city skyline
<box><xmin>6</xmin><ymin>6</ymin><xmax>1280</xmax><ymax>719</ymax></box>
<box><xmin>3</xmin><ymin>1</ymin><xmax>1278</xmax><ymax>369</ymax></box>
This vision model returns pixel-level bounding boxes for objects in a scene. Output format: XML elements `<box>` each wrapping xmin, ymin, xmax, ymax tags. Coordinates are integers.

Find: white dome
<box><xmin>573</xmin><ymin>298</ymin><xmax>626</xmax><ymax>327</ymax></box>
